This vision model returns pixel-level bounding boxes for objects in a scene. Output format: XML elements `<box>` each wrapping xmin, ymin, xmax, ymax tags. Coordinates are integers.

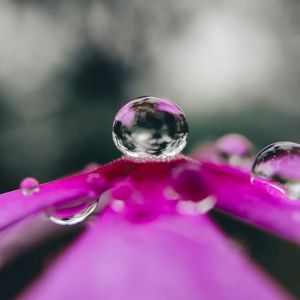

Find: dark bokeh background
<box><xmin>0</xmin><ymin>0</ymin><xmax>299</xmax><ymax>298</ymax></box>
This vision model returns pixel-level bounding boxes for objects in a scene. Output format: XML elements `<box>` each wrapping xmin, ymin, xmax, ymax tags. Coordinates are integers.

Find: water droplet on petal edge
<box><xmin>46</xmin><ymin>196</ymin><xmax>98</xmax><ymax>225</ymax></box>
<box><xmin>112</xmin><ymin>96</ymin><xmax>188</xmax><ymax>160</ymax></box>
<box><xmin>252</xmin><ymin>141</ymin><xmax>300</xmax><ymax>200</ymax></box>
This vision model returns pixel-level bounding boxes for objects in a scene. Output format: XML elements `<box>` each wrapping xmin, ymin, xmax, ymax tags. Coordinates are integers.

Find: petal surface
<box><xmin>203</xmin><ymin>163</ymin><xmax>300</xmax><ymax>245</ymax></box>
<box><xmin>0</xmin><ymin>157</ymin><xmax>189</xmax><ymax>230</ymax></box>
<box><xmin>20</xmin><ymin>213</ymin><xmax>292</xmax><ymax>300</ymax></box>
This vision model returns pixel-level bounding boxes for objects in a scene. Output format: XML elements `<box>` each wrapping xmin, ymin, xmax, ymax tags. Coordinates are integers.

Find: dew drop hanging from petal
<box><xmin>112</xmin><ymin>96</ymin><xmax>189</xmax><ymax>159</ymax></box>
<box><xmin>46</xmin><ymin>196</ymin><xmax>98</xmax><ymax>225</ymax></box>
<box><xmin>251</xmin><ymin>142</ymin><xmax>300</xmax><ymax>200</ymax></box>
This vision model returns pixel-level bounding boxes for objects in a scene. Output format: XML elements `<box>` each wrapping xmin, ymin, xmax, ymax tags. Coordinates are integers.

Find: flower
<box><xmin>0</xmin><ymin>97</ymin><xmax>299</xmax><ymax>299</ymax></box>
<box><xmin>0</xmin><ymin>142</ymin><xmax>298</xmax><ymax>299</ymax></box>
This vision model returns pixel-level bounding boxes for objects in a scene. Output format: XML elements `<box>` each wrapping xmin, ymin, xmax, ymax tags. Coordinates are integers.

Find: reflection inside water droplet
<box><xmin>112</xmin><ymin>96</ymin><xmax>188</xmax><ymax>159</ymax></box>
<box><xmin>46</xmin><ymin>196</ymin><xmax>98</xmax><ymax>225</ymax></box>
<box><xmin>20</xmin><ymin>177</ymin><xmax>40</xmax><ymax>196</ymax></box>
<box><xmin>251</xmin><ymin>142</ymin><xmax>300</xmax><ymax>200</ymax></box>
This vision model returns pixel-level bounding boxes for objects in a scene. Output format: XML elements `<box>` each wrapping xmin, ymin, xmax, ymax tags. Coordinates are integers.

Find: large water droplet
<box><xmin>215</xmin><ymin>134</ymin><xmax>254</xmax><ymax>166</ymax></box>
<box><xmin>20</xmin><ymin>177</ymin><xmax>40</xmax><ymax>196</ymax></box>
<box><xmin>112</xmin><ymin>96</ymin><xmax>188</xmax><ymax>159</ymax></box>
<box><xmin>46</xmin><ymin>196</ymin><xmax>98</xmax><ymax>225</ymax></box>
<box><xmin>251</xmin><ymin>142</ymin><xmax>300</xmax><ymax>200</ymax></box>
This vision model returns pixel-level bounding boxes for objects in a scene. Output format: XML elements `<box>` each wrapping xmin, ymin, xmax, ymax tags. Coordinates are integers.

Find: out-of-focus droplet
<box><xmin>110</xmin><ymin>199</ymin><xmax>125</xmax><ymax>212</ymax></box>
<box><xmin>191</xmin><ymin>142</ymin><xmax>217</xmax><ymax>162</ymax></box>
<box><xmin>176</xmin><ymin>196</ymin><xmax>216</xmax><ymax>215</ymax></box>
<box><xmin>20</xmin><ymin>177</ymin><xmax>40</xmax><ymax>196</ymax></box>
<box><xmin>251</xmin><ymin>142</ymin><xmax>300</xmax><ymax>200</ymax></box>
<box><xmin>82</xmin><ymin>162</ymin><xmax>101</xmax><ymax>173</ymax></box>
<box><xmin>109</xmin><ymin>182</ymin><xmax>133</xmax><ymax>213</ymax></box>
<box><xmin>112</xmin><ymin>96</ymin><xmax>188</xmax><ymax>159</ymax></box>
<box><xmin>171</xmin><ymin>162</ymin><xmax>215</xmax><ymax>214</ymax></box>
<box><xmin>171</xmin><ymin>162</ymin><xmax>211</xmax><ymax>202</ymax></box>
<box><xmin>86</xmin><ymin>173</ymin><xmax>107</xmax><ymax>196</ymax></box>
<box><xmin>111</xmin><ymin>181</ymin><xmax>133</xmax><ymax>201</ymax></box>
<box><xmin>216</xmin><ymin>133</ymin><xmax>254</xmax><ymax>166</ymax></box>
<box><xmin>163</xmin><ymin>186</ymin><xmax>180</xmax><ymax>201</ymax></box>
<box><xmin>46</xmin><ymin>196</ymin><xmax>98</xmax><ymax>225</ymax></box>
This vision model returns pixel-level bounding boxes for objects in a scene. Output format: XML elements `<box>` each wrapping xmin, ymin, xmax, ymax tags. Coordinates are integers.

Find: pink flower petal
<box><xmin>19</xmin><ymin>213</ymin><xmax>292</xmax><ymax>300</ymax></box>
<box><xmin>0</xmin><ymin>157</ymin><xmax>190</xmax><ymax>230</ymax></box>
<box><xmin>0</xmin><ymin>170</ymin><xmax>108</xmax><ymax>230</ymax></box>
<box><xmin>155</xmin><ymin>99</ymin><xmax>184</xmax><ymax>115</ymax></box>
<box><xmin>0</xmin><ymin>215</ymin><xmax>75</xmax><ymax>269</ymax></box>
<box><xmin>203</xmin><ymin>162</ymin><xmax>300</xmax><ymax>245</ymax></box>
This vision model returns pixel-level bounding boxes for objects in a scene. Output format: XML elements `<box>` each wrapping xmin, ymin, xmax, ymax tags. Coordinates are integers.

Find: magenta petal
<box><xmin>0</xmin><ymin>157</ymin><xmax>190</xmax><ymax>230</ymax></box>
<box><xmin>0</xmin><ymin>215</ymin><xmax>70</xmax><ymax>268</ymax></box>
<box><xmin>20</xmin><ymin>213</ymin><xmax>292</xmax><ymax>300</ymax></box>
<box><xmin>0</xmin><ymin>172</ymin><xmax>107</xmax><ymax>230</ymax></box>
<box><xmin>203</xmin><ymin>163</ymin><xmax>300</xmax><ymax>245</ymax></box>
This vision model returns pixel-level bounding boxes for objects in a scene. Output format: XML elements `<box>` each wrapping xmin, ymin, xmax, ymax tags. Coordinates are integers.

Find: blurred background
<box><xmin>0</xmin><ymin>0</ymin><xmax>300</xmax><ymax>298</ymax></box>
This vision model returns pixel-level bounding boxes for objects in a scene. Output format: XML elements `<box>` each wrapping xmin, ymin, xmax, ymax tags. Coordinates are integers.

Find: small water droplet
<box><xmin>46</xmin><ymin>196</ymin><xmax>98</xmax><ymax>225</ymax></box>
<box><xmin>216</xmin><ymin>134</ymin><xmax>254</xmax><ymax>166</ymax></box>
<box><xmin>251</xmin><ymin>142</ymin><xmax>300</xmax><ymax>200</ymax></box>
<box><xmin>112</xmin><ymin>96</ymin><xmax>188</xmax><ymax>159</ymax></box>
<box><xmin>20</xmin><ymin>177</ymin><xmax>39</xmax><ymax>196</ymax></box>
